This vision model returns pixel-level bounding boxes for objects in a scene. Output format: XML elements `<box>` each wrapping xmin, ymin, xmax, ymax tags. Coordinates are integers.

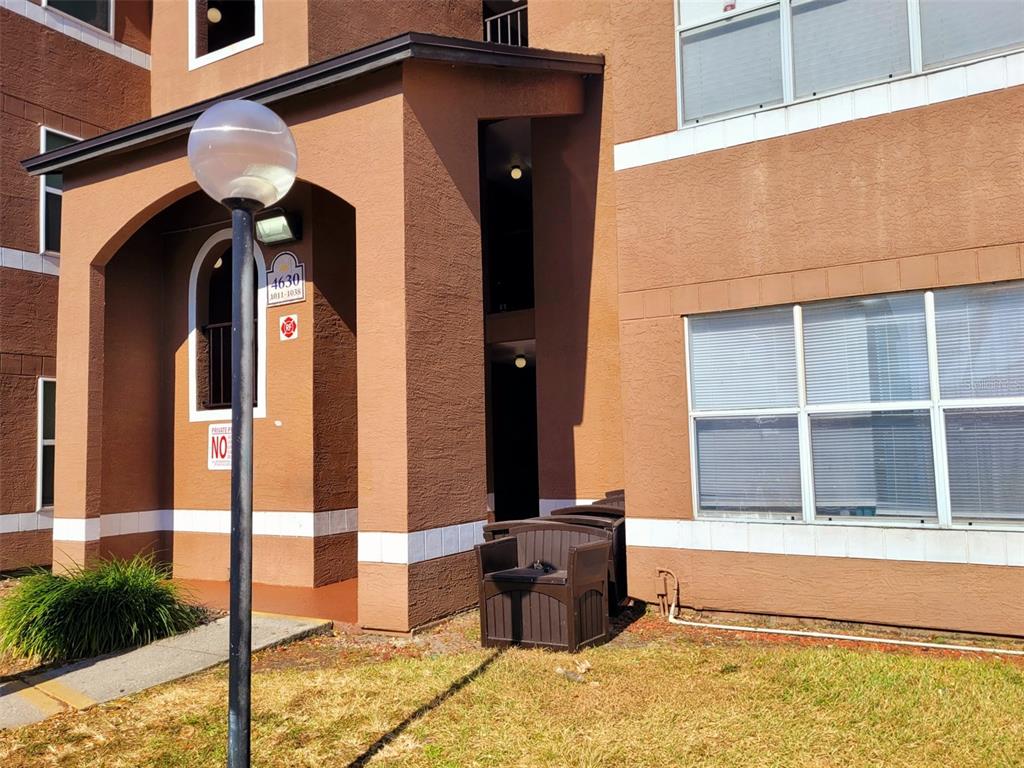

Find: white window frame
<box><xmin>685</xmin><ymin>284</ymin><xmax>1024</xmax><ymax>532</ymax></box>
<box><xmin>674</xmin><ymin>0</ymin><xmax>1024</xmax><ymax>127</ymax></box>
<box><xmin>188</xmin><ymin>0</ymin><xmax>264</xmax><ymax>70</ymax></box>
<box><xmin>42</xmin><ymin>0</ymin><xmax>115</xmax><ymax>36</ymax></box>
<box><xmin>188</xmin><ymin>228</ymin><xmax>268</xmax><ymax>422</ymax></box>
<box><xmin>39</xmin><ymin>126</ymin><xmax>79</xmax><ymax>256</ymax></box>
<box><xmin>36</xmin><ymin>377</ymin><xmax>56</xmax><ymax>512</ymax></box>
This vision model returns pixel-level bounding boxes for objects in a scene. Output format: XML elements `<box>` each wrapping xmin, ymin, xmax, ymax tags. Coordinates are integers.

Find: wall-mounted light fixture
<box><xmin>255</xmin><ymin>209</ymin><xmax>302</xmax><ymax>245</ymax></box>
<box><xmin>514</xmin><ymin>354</ymin><xmax>528</xmax><ymax>369</ymax></box>
<box><xmin>509</xmin><ymin>165</ymin><xmax>523</xmax><ymax>181</ymax></box>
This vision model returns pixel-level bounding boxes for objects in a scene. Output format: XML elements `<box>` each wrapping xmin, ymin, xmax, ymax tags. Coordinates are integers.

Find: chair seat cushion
<box><xmin>484</xmin><ymin>567</ymin><xmax>568</xmax><ymax>586</ymax></box>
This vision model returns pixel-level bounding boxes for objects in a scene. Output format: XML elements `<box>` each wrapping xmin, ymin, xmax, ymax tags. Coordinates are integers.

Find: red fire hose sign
<box><xmin>279</xmin><ymin>314</ymin><xmax>298</xmax><ymax>341</ymax></box>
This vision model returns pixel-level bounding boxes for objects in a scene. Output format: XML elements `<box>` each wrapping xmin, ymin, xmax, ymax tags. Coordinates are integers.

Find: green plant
<box><xmin>0</xmin><ymin>554</ymin><xmax>203</xmax><ymax>663</ymax></box>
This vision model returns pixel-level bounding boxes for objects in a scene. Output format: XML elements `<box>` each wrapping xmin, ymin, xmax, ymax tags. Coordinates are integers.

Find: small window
<box><xmin>38</xmin><ymin>379</ymin><xmax>56</xmax><ymax>509</ymax></box>
<box><xmin>40</xmin><ymin>128</ymin><xmax>78</xmax><ymax>255</ymax></box>
<box><xmin>192</xmin><ymin>0</ymin><xmax>262</xmax><ymax>66</ymax></box>
<box><xmin>44</xmin><ymin>0</ymin><xmax>112</xmax><ymax>34</ymax></box>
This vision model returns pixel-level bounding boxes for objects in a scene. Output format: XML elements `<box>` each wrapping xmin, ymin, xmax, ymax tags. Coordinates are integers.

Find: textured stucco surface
<box><xmin>149</xmin><ymin>0</ymin><xmax>309</xmax><ymax>115</ymax></box>
<box><xmin>306</xmin><ymin>0</ymin><xmax>480</xmax><ymax>64</ymax></box>
<box><xmin>312</xmin><ymin>188</ymin><xmax>358</xmax><ymax>514</ymax></box>
<box><xmin>616</xmin><ymin>89</ymin><xmax>1024</xmax><ymax>294</ymax></box>
<box><xmin>629</xmin><ymin>546</ymin><xmax>1024</xmax><ymax>637</ymax></box>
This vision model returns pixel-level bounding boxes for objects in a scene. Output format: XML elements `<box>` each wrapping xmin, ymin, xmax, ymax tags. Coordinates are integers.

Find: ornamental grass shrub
<box><xmin>0</xmin><ymin>555</ymin><xmax>203</xmax><ymax>663</ymax></box>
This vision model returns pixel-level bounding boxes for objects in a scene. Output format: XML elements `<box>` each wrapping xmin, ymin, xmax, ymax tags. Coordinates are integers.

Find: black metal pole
<box><xmin>227</xmin><ymin>200</ymin><xmax>258</xmax><ymax>768</ymax></box>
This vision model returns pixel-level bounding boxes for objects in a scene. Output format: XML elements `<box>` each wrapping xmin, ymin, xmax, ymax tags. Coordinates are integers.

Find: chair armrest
<box><xmin>568</xmin><ymin>540</ymin><xmax>610</xmax><ymax>585</ymax></box>
<box><xmin>476</xmin><ymin>537</ymin><xmax>518</xmax><ymax>576</ymax></box>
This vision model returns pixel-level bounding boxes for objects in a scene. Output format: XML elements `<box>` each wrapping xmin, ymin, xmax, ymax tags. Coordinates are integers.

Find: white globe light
<box><xmin>187</xmin><ymin>99</ymin><xmax>297</xmax><ymax>208</ymax></box>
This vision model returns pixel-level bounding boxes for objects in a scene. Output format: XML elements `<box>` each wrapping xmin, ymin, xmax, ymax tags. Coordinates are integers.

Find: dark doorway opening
<box><xmin>489</xmin><ymin>350</ymin><xmax>539</xmax><ymax>521</ymax></box>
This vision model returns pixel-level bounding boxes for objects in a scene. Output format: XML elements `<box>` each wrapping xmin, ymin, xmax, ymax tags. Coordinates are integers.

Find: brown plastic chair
<box><xmin>484</xmin><ymin>513</ymin><xmax>627</xmax><ymax>612</ymax></box>
<box><xmin>476</xmin><ymin>523</ymin><xmax>610</xmax><ymax>652</ymax></box>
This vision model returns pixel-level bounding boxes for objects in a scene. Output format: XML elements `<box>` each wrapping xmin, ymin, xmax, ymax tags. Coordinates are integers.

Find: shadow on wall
<box><xmin>94</xmin><ymin>182</ymin><xmax>359</xmax><ymax>583</ymax></box>
<box><xmin>532</xmin><ymin>78</ymin><xmax>605</xmax><ymax>502</ymax></box>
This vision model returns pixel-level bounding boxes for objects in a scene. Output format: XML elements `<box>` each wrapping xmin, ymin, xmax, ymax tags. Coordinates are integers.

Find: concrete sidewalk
<box><xmin>0</xmin><ymin>612</ymin><xmax>331</xmax><ymax>729</ymax></box>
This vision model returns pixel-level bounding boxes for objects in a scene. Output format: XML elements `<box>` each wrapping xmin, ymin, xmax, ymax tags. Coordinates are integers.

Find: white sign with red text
<box><xmin>279</xmin><ymin>313</ymin><xmax>299</xmax><ymax>341</ymax></box>
<box><xmin>208</xmin><ymin>423</ymin><xmax>231</xmax><ymax>470</ymax></box>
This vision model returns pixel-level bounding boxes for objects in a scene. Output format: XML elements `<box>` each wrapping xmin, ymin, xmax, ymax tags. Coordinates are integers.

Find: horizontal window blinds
<box><xmin>919</xmin><ymin>0</ymin><xmax>1024</xmax><ymax>68</ymax></box>
<box><xmin>695</xmin><ymin>417</ymin><xmax>802</xmax><ymax>519</ymax></box>
<box><xmin>681</xmin><ymin>5</ymin><xmax>784</xmax><ymax>122</ymax></box>
<box><xmin>810</xmin><ymin>411</ymin><xmax>937</xmax><ymax>520</ymax></box>
<box><xmin>792</xmin><ymin>0</ymin><xmax>911</xmax><ymax>98</ymax></box>
<box><xmin>935</xmin><ymin>282</ymin><xmax>1024</xmax><ymax>399</ymax></box>
<box><xmin>946</xmin><ymin>408</ymin><xmax>1024</xmax><ymax>522</ymax></box>
<box><xmin>688</xmin><ymin>306</ymin><xmax>797</xmax><ymax>410</ymax></box>
<box><xmin>802</xmin><ymin>294</ymin><xmax>930</xmax><ymax>404</ymax></box>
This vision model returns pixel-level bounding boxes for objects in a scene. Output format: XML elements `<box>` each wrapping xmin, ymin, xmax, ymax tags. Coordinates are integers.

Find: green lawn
<box><xmin>3</xmin><ymin>610</ymin><xmax>1024</xmax><ymax>767</ymax></box>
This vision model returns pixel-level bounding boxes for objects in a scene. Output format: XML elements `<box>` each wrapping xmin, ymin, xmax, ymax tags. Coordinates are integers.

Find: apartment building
<box><xmin>5</xmin><ymin>0</ymin><xmax>1024</xmax><ymax>636</ymax></box>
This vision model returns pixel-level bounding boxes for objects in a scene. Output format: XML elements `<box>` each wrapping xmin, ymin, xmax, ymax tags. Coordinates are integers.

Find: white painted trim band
<box><xmin>47</xmin><ymin>508</ymin><xmax>359</xmax><ymax>542</ymax></box>
<box><xmin>538</xmin><ymin>499</ymin><xmax>598</xmax><ymax>516</ymax></box>
<box><xmin>626</xmin><ymin>518</ymin><xmax>1024</xmax><ymax>567</ymax></box>
<box><xmin>1</xmin><ymin>0</ymin><xmax>151</xmax><ymax>69</ymax></box>
<box><xmin>0</xmin><ymin>248</ymin><xmax>59</xmax><ymax>275</ymax></box>
<box><xmin>357</xmin><ymin>520</ymin><xmax>487</xmax><ymax>565</ymax></box>
<box><xmin>615</xmin><ymin>50</ymin><xmax>1024</xmax><ymax>171</ymax></box>
<box><xmin>0</xmin><ymin>509</ymin><xmax>54</xmax><ymax>534</ymax></box>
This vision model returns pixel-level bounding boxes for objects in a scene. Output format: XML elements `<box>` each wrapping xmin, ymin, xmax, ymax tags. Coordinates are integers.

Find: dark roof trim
<box><xmin>23</xmin><ymin>33</ymin><xmax>604</xmax><ymax>176</ymax></box>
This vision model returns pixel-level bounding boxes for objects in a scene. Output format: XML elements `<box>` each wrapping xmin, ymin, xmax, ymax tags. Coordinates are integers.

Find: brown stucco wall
<box><xmin>528</xmin><ymin>0</ymin><xmax>625</xmax><ymax>502</ymax></box>
<box><xmin>149</xmin><ymin>0</ymin><xmax>309</xmax><ymax>115</ymax></box>
<box><xmin>115</xmin><ymin>0</ymin><xmax>152</xmax><ymax>53</ymax></box>
<box><xmin>306</xmin><ymin>0</ymin><xmax>481</xmax><ymax>64</ymax></box>
<box><xmin>100</xmin><ymin>224</ymin><xmax>171</xmax><ymax>514</ymax></box>
<box><xmin>0</xmin><ymin>9</ymin><xmax>149</xmax><ymax>254</ymax></box>
<box><xmin>312</xmin><ymin>188</ymin><xmax>358</xmax><ymax>513</ymax></box>
<box><xmin>0</xmin><ymin>267</ymin><xmax>58</xmax><ymax>568</ymax></box>
<box><xmin>629</xmin><ymin>546</ymin><xmax>1024</xmax><ymax>637</ymax></box>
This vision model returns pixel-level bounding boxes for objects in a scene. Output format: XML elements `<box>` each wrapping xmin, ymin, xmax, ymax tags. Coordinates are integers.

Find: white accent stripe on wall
<box><xmin>357</xmin><ymin>520</ymin><xmax>487</xmax><ymax>565</ymax></box>
<box><xmin>0</xmin><ymin>248</ymin><xmax>59</xmax><ymax>275</ymax></box>
<box><xmin>614</xmin><ymin>50</ymin><xmax>1024</xmax><ymax>172</ymax></box>
<box><xmin>0</xmin><ymin>509</ymin><xmax>54</xmax><ymax>534</ymax></box>
<box><xmin>1</xmin><ymin>0</ymin><xmax>151</xmax><ymax>69</ymax></box>
<box><xmin>48</xmin><ymin>508</ymin><xmax>359</xmax><ymax>542</ymax></box>
<box><xmin>538</xmin><ymin>499</ymin><xmax>598</xmax><ymax>516</ymax></box>
<box><xmin>626</xmin><ymin>518</ymin><xmax>1024</xmax><ymax>568</ymax></box>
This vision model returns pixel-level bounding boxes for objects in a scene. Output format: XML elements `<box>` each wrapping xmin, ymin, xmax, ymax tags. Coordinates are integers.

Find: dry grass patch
<box><xmin>2</xmin><ymin>611</ymin><xmax>1023</xmax><ymax>767</ymax></box>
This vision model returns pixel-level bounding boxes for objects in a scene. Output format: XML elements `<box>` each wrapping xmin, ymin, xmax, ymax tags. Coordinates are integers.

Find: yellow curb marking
<box><xmin>252</xmin><ymin>610</ymin><xmax>333</xmax><ymax>626</ymax></box>
<box><xmin>7</xmin><ymin>680</ymin><xmax>64</xmax><ymax>717</ymax></box>
<box><xmin>32</xmin><ymin>679</ymin><xmax>96</xmax><ymax>710</ymax></box>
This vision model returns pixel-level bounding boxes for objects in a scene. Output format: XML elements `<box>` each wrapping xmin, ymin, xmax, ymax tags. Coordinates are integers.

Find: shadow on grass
<box><xmin>608</xmin><ymin>600</ymin><xmax>648</xmax><ymax>641</ymax></box>
<box><xmin>345</xmin><ymin>648</ymin><xmax>505</xmax><ymax>768</ymax></box>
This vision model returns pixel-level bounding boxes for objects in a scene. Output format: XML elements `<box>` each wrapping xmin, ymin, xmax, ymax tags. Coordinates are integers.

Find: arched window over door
<box><xmin>203</xmin><ymin>243</ymin><xmax>258</xmax><ymax>409</ymax></box>
<box><xmin>188</xmin><ymin>229</ymin><xmax>267</xmax><ymax>422</ymax></box>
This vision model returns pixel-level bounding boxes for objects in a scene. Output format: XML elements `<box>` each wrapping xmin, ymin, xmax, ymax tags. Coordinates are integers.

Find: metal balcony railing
<box><xmin>484</xmin><ymin>5</ymin><xmax>528</xmax><ymax>47</ymax></box>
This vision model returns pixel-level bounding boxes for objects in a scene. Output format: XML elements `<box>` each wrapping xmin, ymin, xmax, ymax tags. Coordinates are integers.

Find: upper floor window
<box><xmin>677</xmin><ymin>0</ymin><xmax>1024</xmax><ymax>125</ymax></box>
<box><xmin>686</xmin><ymin>281</ymin><xmax>1024</xmax><ymax>528</ymax></box>
<box><xmin>190</xmin><ymin>0</ymin><xmax>263</xmax><ymax>70</ymax></box>
<box><xmin>40</xmin><ymin>127</ymin><xmax>78</xmax><ymax>255</ymax></box>
<box><xmin>484</xmin><ymin>1</ymin><xmax>528</xmax><ymax>46</ymax></box>
<box><xmin>44</xmin><ymin>0</ymin><xmax>112</xmax><ymax>34</ymax></box>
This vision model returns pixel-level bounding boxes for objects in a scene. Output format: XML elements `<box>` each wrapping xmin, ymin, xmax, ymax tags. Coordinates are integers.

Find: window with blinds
<box><xmin>677</xmin><ymin>0</ymin><xmax>1024</xmax><ymax>124</ymax></box>
<box><xmin>686</xmin><ymin>282</ymin><xmax>1024</xmax><ymax>526</ymax></box>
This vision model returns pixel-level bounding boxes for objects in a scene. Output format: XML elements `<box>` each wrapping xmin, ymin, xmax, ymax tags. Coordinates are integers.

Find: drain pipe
<box><xmin>657</xmin><ymin>569</ymin><xmax>1024</xmax><ymax>658</ymax></box>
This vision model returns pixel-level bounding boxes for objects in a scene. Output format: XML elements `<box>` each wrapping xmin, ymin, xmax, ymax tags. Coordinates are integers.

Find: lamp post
<box><xmin>187</xmin><ymin>100</ymin><xmax>297</xmax><ymax>768</ymax></box>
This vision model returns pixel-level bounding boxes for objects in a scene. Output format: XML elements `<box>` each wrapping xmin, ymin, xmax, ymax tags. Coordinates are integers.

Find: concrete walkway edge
<box><xmin>0</xmin><ymin>612</ymin><xmax>331</xmax><ymax>730</ymax></box>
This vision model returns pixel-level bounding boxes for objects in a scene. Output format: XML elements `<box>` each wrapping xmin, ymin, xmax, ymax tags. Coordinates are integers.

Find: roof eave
<box><xmin>22</xmin><ymin>32</ymin><xmax>604</xmax><ymax>177</ymax></box>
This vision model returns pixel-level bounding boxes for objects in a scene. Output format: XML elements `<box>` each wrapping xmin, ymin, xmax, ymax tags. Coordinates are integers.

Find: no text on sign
<box><xmin>208</xmin><ymin>423</ymin><xmax>231</xmax><ymax>470</ymax></box>
<box><xmin>279</xmin><ymin>314</ymin><xmax>298</xmax><ymax>341</ymax></box>
<box><xmin>267</xmin><ymin>251</ymin><xmax>305</xmax><ymax>307</ymax></box>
